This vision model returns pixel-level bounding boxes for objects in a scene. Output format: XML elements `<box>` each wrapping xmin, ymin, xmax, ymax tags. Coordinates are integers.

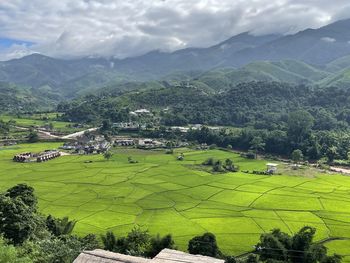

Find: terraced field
<box><xmin>1</xmin><ymin>143</ymin><xmax>350</xmax><ymax>260</ymax></box>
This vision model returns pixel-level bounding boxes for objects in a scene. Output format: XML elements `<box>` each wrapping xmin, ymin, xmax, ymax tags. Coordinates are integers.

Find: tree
<box><xmin>27</xmin><ymin>130</ymin><xmax>39</xmax><ymax>143</ymax></box>
<box><xmin>123</xmin><ymin>227</ymin><xmax>150</xmax><ymax>256</ymax></box>
<box><xmin>0</xmin><ymin>195</ymin><xmax>39</xmax><ymax>245</ymax></box>
<box><xmin>245</xmin><ymin>254</ymin><xmax>258</xmax><ymax>263</ymax></box>
<box><xmin>250</xmin><ymin>137</ymin><xmax>265</xmax><ymax>159</ymax></box>
<box><xmin>255</xmin><ymin>226</ymin><xmax>341</xmax><ymax>263</ymax></box>
<box><xmin>101</xmin><ymin>120</ymin><xmax>111</xmax><ymax>131</ymax></box>
<box><xmin>203</xmin><ymin>158</ymin><xmax>214</xmax><ymax>166</ymax></box>
<box><xmin>5</xmin><ymin>184</ymin><xmax>37</xmax><ymax>209</ymax></box>
<box><xmin>213</xmin><ymin>160</ymin><xmax>224</xmax><ymax>172</ymax></box>
<box><xmin>188</xmin><ymin>232</ymin><xmax>221</xmax><ymax>258</ymax></box>
<box><xmin>104</xmin><ymin>151</ymin><xmax>113</xmax><ymax>160</ymax></box>
<box><xmin>225</xmin><ymin>255</ymin><xmax>237</xmax><ymax>263</ymax></box>
<box><xmin>287</xmin><ymin>110</ymin><xmax>314</xmax><ymax>148</ymax></box>
<box><xmin>326</xmin><ymin>146</ymin><xmax>337</xmax><ymax>164</ymax></box>
<box><xmin>224</xmin><ymin>159</ymin><xmax>235</xmax><ymax>171</ymax></box>
<box><xmin>101</xmin><ymin>231</ymin><xmax>117</xmax><ymax>251</ymax></box>
<box><xmin>147</xmin><ymin>234</ymin><xmax>176</xmax><ymax>258</ymax></box>
<box><xmin>291</xmin><ymin>149</ymin><xmax>303</xmax><ymax>165</ymax></box>
<box><xmin>46</xmin><ymin>215</ymin><xmax>77</xmax><ymax>236</ymax></box>
<box><xmin>25</xmin><ymin>234</ymin><xmax>99</xmax><ymax>263</ymax></box>
<box><xmin>0</xmin><ymin>237</ymin><xmax>32</xmax><ymax>263</ymax></box>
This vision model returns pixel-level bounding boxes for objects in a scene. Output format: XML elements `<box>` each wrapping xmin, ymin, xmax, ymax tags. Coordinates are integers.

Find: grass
<box><xmin>1</xmin><ymin>143</ymin><xmax>350</xmax><ymax>260</ymax></box>
<box><xmin>0</xmin><ymin>114</ymin><xmax>86</xmax><ymax>134</ymax></box>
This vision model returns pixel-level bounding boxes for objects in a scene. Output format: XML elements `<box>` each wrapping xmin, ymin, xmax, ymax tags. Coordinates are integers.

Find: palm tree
<box><xmin>46</xmin><ymin>215</ymin><xmax>76</xmax><ymax>236</ymax></box>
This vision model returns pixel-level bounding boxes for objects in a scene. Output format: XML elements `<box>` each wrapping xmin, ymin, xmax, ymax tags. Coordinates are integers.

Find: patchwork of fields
<box><xmin>1</xmin><ymin>143</ymin><xmax>350</xmax><ymax>259</ymax></box>
<box><xmin>0</xmin><ymin>114</ymin><xmax>86</xmax><ymax>134</ymax></box>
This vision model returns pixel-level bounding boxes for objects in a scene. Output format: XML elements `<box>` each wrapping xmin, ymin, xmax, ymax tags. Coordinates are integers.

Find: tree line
<box><xmin>57</xmin><ymin>82</ymin><xmax>350</xmax><ymax>161</ymax></box>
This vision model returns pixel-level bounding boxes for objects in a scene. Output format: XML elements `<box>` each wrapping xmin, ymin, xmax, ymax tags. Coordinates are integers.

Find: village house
<box><xmin>266</xmin><ymin>163</ymin><xmax>278</xmax><ymax>174</ymax></box>
<box><xmin>74</xmin><ymin>248</ymin><xmax>224</xmax><ymax>263</ymax></box>
<box><xmin>170</xmin><ymin>126</ymin><xmax>190</xmax><ymax>133</ymax></box>
<box><xmin>13</xmin><ymin>150</ymin><xmax>61</xmax><ymax>163</ymax></box>
<box><xmin>112</xmin><ymin>122</ymin><xmax>141</xmax><ymax>131</ymax></box>
<box><xmin>137</xmin><ymin>138</ymin><xmax>164</xmax><ymax>149</ymax></box>
<box><xmin>60</xmin><ymin>140</ymin><xmax>111</xmax><ymax>155</ymax></box>
<box><xmin>134</xmin><ymin>109</ymin><xmax>151</xmax><ymax>115</ymax></box>
<box><xmin>115</xmin><ymin>138</ymin><xmax>135</xmax><ymax>146</ymax></box>
<box><xmin>36</xmin><ymin>150</ymin><xmax>61</xmax><ymax>162</ymax></box>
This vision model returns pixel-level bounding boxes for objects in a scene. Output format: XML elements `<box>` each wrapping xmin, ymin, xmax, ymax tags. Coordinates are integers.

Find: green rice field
<box><xmin>0</xmin><ymin>114</ymin><xmax>86</xmax><ymax>133</ymax></box>
<box><xmin>1</xmin><ymin>143</ymin><xmax>350</xmax><ymax>260</ymax></box>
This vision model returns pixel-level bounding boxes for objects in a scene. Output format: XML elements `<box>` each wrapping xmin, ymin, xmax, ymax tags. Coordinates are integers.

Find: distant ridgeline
<box><xmin>2</xmin><ymin>19</ymin><xmax>350</xmax><ymax>113</ymax></box>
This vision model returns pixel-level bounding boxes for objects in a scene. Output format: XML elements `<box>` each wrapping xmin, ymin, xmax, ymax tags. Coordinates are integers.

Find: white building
<box><xmin>266</xmin><ymin>163</ymin><xmax>278</xmax><ymax>174</ymax></box>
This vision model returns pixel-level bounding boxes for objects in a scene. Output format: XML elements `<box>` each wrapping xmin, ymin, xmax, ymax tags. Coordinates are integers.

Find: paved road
<box><xmin>14</xmin><ymin>125</ymin><xmax>98</xmax><ymax>140</ymax></box>
<box><xmin>61</xmin><ymin>127</ymin><xmax>99</xmax><ymax>139</ymax></box>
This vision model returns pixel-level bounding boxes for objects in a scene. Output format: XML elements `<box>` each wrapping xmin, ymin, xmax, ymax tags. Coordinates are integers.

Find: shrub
<box><xmin>202</xmin><ymin>158</ymin><xmax>215</xmax><ymax>166</ymax></box>
<box><xmin>240</xmin><ymin>152</ymin><xmax>255</xmax><ymax>159</ymax></box>
<box><xmin>188</xmin><ymin>232</ymin><xmax>221</xmax><ymax>258</ymax></box>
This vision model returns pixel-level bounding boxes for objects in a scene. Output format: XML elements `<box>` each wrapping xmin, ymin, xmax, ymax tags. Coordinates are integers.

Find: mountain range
<box><xmin>1</xmin><ymin>19</ymin><xmax>350</xmax><ymax>112</ymax></box>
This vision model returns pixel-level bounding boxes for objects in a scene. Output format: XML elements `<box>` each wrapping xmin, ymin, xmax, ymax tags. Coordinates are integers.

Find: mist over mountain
<box><xmin>1</xmin><ymin>18</ymin><xmax>350</xmax><ymax>109</ymax></box>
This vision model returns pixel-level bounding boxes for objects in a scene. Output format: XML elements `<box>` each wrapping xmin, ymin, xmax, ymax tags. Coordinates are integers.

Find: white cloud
<box><xmin>0</xmin><ymin>0</ymin><xmax>350</xmax><ymax>60</ymax></box>
<box><xmin>321</xmin><ymin>37</ymin><xmax>336</xmax><ymax>43</ymax></box>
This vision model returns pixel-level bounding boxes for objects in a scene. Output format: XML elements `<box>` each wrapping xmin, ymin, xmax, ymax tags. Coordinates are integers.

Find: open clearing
<box><xmin>1</xmin><ymin>143</ymin><xmax>350</xmax><ymax>260</ymax></box>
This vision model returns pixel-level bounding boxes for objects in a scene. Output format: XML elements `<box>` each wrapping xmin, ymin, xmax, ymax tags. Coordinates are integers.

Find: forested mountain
<box><xmin>1</xmin><ymin>19</ymin><xmax>350</xmax><ymax>101</ymax></box>
<box><xmin>0</xmin><ymin>82</ymin><xmax>54</xmax><ymax>112</ymax></box>
<box><xmin>1</xmin><ymin>19</ymin><xmax>350</xmax><ymax>113</ymax></box>
<box><xmin>61</xmin><ymin>81</ymin><xmax>350</xmax><ymax>130</ymax></box>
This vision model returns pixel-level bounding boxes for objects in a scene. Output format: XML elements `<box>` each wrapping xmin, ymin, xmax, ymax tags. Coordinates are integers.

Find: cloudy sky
<box><xmin>1</xmin><ymin>0</ymin><xmax>350</xmax><ymax>61</ymax></box>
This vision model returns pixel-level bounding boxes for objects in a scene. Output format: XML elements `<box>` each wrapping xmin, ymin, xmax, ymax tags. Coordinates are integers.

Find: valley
<box><xmin>1</xmin><ymin>14</ymin><xmax>350</xmax><ymax>263</ymax></box>
<box><xmin>1</xmin><ymin>142</ymin><xmax>350</xmax><ymax>261</ymax></box>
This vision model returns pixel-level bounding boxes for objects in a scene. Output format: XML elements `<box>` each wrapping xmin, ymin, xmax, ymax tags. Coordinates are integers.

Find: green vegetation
<box><xmin>1</xmin><ymin>143</ymin><xmax>350</xmax><ymax>261</ymax></box>
<box><xmin>100</xmin><ymin>228</ymin><xmax>176</xmax><ymax>257</ymax></box>
<box><xmin>59</xmin><ymin>81</ymin><xmax>350</xmax><ymax>162</ymax></box>
<box><xmin>0</xmin><ymin>114</ymin><xmax>75</xmax><ymax>130</ymax></box>
<box><xmin>253</xmin><ymin>227</ymin><xmax>341</xmax><ymax>263</ymax></box>
<box><xmin>0</xmin><ymin>183</ymin><xmax>100</xmax><ymax>263</ymax></box>
<box><xmin>0</xmin><ymin>82</ymin><xmax>55</xmax><ymax>113</ymax></box>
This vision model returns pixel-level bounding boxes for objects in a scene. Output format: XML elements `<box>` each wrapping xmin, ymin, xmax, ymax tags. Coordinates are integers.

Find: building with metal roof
<box><xmin>73</xmin><ymin>248</ymin><xmax>225</xmax><ymax>263</ymax></box>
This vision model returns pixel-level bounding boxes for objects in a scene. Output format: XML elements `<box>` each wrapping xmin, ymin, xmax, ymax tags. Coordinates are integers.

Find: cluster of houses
<box><xmin>114</xmin><ymin>137</ymin><xmax>189</xmax><ymax>149</ymax></box>
<box><xmin>112</xmin><ymin>122</ymin><xmax>146</xmax><ymax>131</ymax></box>
<box><xmin>60</xmin><ymin>140</ymin><xmax>111</xmax><ymax>154</ymax></box>
<box><xmin>114</xmin><ymin>138</ymin><xmax>164</xmax><ymax>149</ymax></box>
<box><xmin>13</xmin><ymin>150</ymin><xmax>61</xmax><ymax>163</ymax></box>
<box><xmin>170</xmin><ymin>124</ymin><xmax>221</xmax><ymax>133</ymax></box>
<box><xmin>59</xmin><ymin>134</ymin><xmax>111</xmax><ymax>154</ymax></box>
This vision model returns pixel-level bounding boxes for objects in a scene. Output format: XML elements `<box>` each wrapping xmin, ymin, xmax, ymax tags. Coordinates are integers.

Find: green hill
<box><xmin>0</xmin><ymin>82</ymin><xmax>55</xmax><ymax>113</ymax></box>
<box><xmin>192</xmin><ymin>60</ymin><xmax>329</xmax><ymax>90</ymax></box>
<box><xmin>319</xmin><ymin>68</ymin><xmax>350</xmax><ymax>88</ymax></box>
<box><xmin>326</xmin><ymin>55</ymin><xmax>350</xmax><ymax>72</ymax></box>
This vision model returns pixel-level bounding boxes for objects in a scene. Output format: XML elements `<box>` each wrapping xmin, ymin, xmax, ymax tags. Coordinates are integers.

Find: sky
<box><xmin>1</xmin><ymin>0</ymin><xmax>350</xmax><ymax>61</ymax></box>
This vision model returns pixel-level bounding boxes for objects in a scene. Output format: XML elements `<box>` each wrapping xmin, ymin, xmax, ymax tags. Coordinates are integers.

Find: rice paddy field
<box><xmin>1</xmin><ymin>143</ymin><xmax>350</xmax><ymax>260</ymax></box>
<box><xmin>0</xmin><ymin>114</ymin><xmax>87</xmax><ymax>134</ymax></box>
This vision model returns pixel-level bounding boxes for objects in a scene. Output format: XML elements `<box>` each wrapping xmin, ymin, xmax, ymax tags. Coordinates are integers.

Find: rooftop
<box><xmin>266</xmin><ymin>163</ymin><xmax>278</xmax><ymax>167</ymax></box>
<box><xmin>74</xmin><ymin>249</ymin><xmax>225</xmax><ymax>263</ymax></box>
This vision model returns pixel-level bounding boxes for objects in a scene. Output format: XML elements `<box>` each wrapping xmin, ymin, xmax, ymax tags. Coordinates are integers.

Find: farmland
<box><xmin>1</xmin><ymin>143</ymin><xmax>350</xmax><ymax>260</ymax></box>
<box><xmin>0</xmin><ymin>114</ymin><xmax>88</xmax><ymax>134</ymax></box>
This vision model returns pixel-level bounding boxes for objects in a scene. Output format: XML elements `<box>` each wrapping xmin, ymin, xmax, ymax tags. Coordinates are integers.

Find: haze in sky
<box><xmin>1</xmin><ymin>0</ymin><xmax>350</xmax><ymax>60</ymax></box>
